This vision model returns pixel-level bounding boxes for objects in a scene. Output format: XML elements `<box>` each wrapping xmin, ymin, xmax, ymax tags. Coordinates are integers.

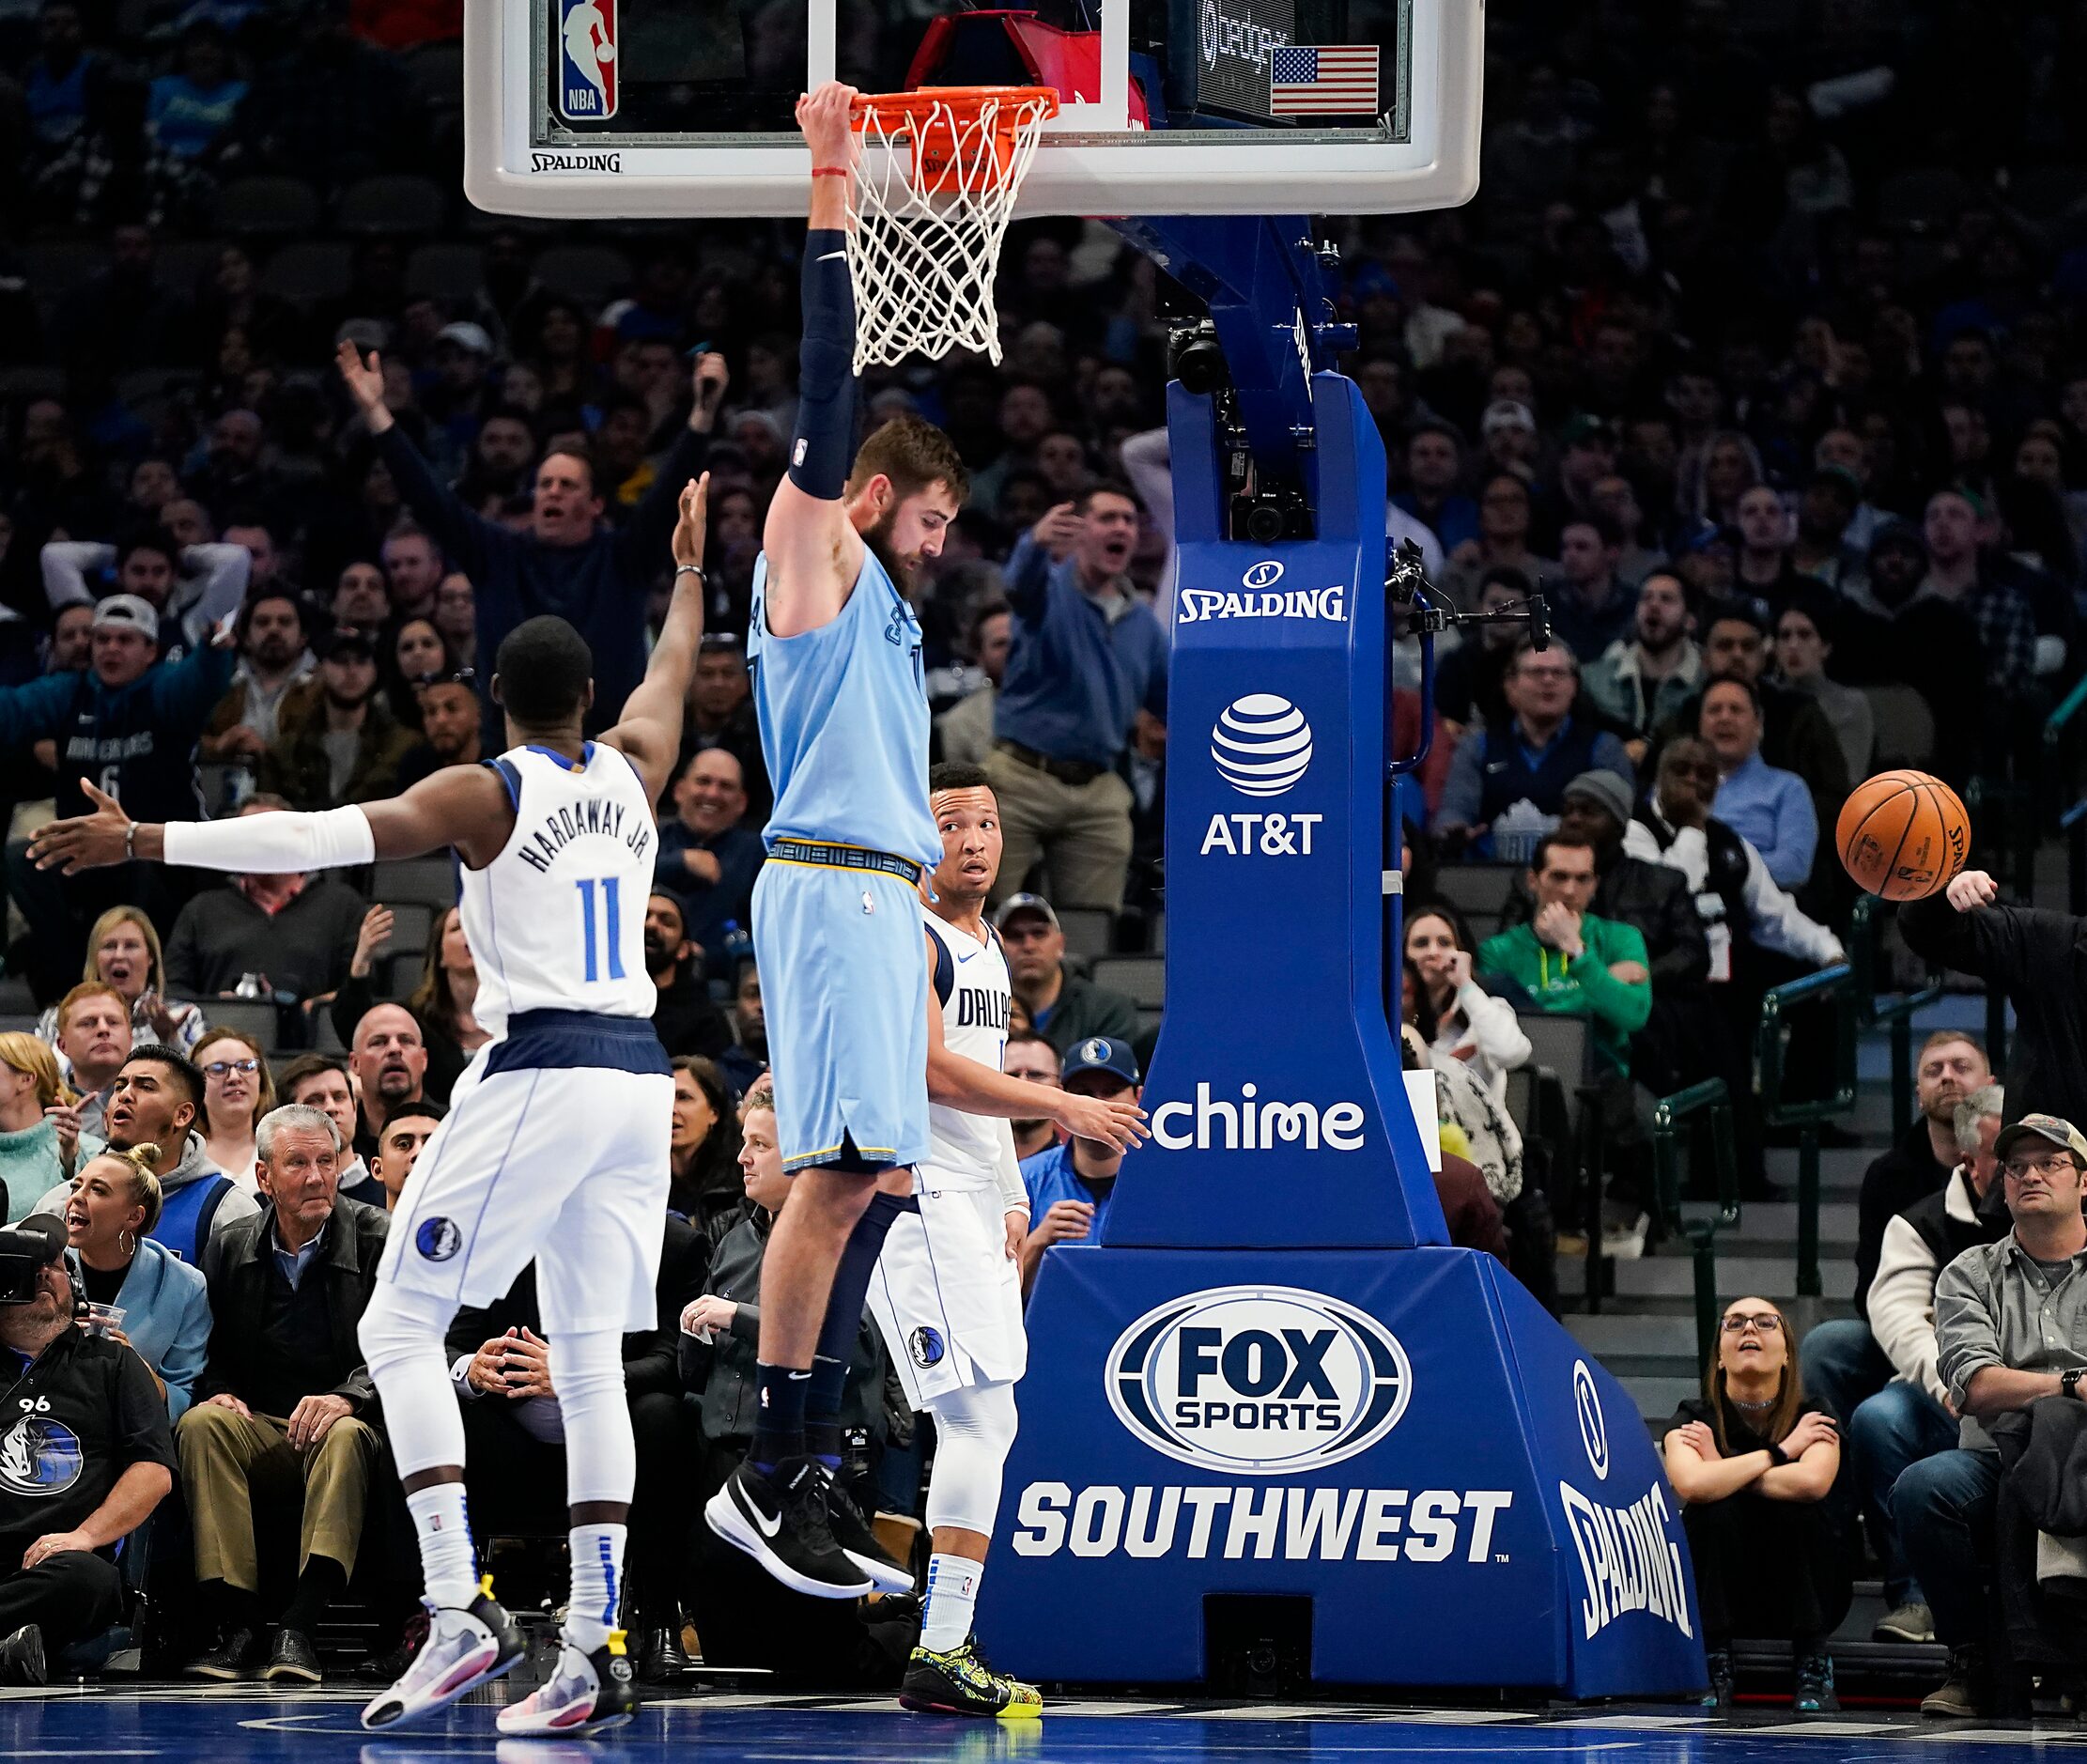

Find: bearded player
<box><xmin>32</xmin><ymin>485</ymin><xmax>715</xmax><ymax>1737</ymax></box>
<box><xmin>702</xmin><ymin>79</ymin><xmax>972</xmax><ymax>1599</ymax></box>
<box><xmin>872</xmin><ymin>763</ymin><xmax>1146</xmax><ymax>1715</ymax></box>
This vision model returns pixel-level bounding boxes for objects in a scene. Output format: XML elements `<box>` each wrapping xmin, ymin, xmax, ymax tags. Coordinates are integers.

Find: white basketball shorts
<box><xmin>378</xmin><ymin>1029</ymin><xmax>672</xmax><ymax>1336</ymax></box>
<box><xmin>870</xmin><ymin>1179</ymin><xmax>1028</xmax><ymax>1410</ymax></box>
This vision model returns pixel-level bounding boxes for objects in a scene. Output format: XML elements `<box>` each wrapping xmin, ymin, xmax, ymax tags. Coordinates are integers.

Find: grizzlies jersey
<box><xmin>461</xmin><ymin>741</ymin><xmax>658</xmax><ymax>1036</ymax></box>
<box><xmin>747</xmin><ymin>546</ymin><xmax>940</xmax><ymax>867</ymax></box>
<box><xmin>923</xmin><ymin>910</ymin><xmax>1016</xmax><ymax>1193</ymax></box>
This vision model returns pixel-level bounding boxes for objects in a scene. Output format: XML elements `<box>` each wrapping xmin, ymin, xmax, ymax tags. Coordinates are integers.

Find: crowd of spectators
<box><xmin>2</xmin><ymin>0</ymin><xmax>2087</xmax><ymax>1712</ymax></box>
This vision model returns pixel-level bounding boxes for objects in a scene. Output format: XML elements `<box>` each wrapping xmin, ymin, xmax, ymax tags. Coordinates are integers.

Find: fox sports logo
<box><xmin>1107</xmin><ymin>1285</ymin><xmax>1412</xmax><ymax>1474</ymax></box>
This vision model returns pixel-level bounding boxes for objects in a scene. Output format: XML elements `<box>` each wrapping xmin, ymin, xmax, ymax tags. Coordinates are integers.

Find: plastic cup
<box><xmin>83</xmin><ymin>1303</ymin><xmax>125</xmax><ymax>1338</ymax></box>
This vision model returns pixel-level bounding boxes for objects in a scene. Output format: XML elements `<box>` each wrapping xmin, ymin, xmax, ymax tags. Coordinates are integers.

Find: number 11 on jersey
<box><xmin>576</xmin><ymin>875</ymin><xmax>626</xmax><ymax>983</ymax></box>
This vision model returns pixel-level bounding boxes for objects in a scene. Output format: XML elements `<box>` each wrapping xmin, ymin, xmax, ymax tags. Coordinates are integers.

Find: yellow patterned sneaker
<box><xmin>899</xmin><ymin>1640</ymin><xmax>1044</xmax><ymax>1718</ymax></box>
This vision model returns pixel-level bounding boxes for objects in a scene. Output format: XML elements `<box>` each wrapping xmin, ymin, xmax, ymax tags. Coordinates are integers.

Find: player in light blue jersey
<box><xmin>703</xmin><ymin>80</ymin><xmax>974</xmax><ymax>1601</ymax></box>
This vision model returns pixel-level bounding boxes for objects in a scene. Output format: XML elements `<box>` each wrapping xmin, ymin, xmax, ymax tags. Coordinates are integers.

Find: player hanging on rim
<box><xmin>873</xmin><ymin>762</ymin><xmax>1146</xmax><ymax>1716</ymax></box>
<box><xmin>703</xmin><ymin>79</ymin><xmax>1040</xmax><ymax>1600</ymax></box>
<box><xmin>31</xmin><ymin>478</ymin><xmax>715</xmax><ymax>1739</ymax></box>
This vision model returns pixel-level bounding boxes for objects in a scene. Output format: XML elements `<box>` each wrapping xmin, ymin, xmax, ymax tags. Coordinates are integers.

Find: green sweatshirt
<box><xmin>1476</xmin><ymin>912</ymin><xmax>1653</xmax><ymax>1075</ymax></box>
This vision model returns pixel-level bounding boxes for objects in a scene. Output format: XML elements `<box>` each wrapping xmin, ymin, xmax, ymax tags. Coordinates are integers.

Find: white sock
<box><xmin>920</xmin><ymin>1553</ymin><xmax>982</xmax><ymax>1653</ymax></box>
<box><xmin>406</xmin><ymin>1483</ymin><xmax>478</xmax><ymax>1611</ymax></box>
<box><xmin>564</xmin><ymin>1522</ymin><xmax>627</xmax><ymax>1652</ymax></box>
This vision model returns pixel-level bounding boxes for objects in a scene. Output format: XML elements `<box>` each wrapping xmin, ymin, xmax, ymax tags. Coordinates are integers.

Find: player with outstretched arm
<box><xmin>31</xmin><ymin>481</ymin><xmax>714</xmax><ymax>1739</ymax></box>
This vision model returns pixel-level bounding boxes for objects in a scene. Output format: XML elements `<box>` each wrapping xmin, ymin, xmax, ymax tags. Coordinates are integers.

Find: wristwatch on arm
<box><xmin>2063</xmin><ymin>1368</ymin><xmax>2083</xmax><ymax>1400</ymax></box>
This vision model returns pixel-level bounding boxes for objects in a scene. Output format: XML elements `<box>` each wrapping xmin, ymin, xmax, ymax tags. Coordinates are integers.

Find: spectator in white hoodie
<box><xmin>1403</xmin><ymin>903</ymin><xmax>1531</xmax><ymax>1106</ymax></box>
<box><xmin>1847</xmin><ymin>1084</ymin><xmax>2009</xmax><ymax>1646</ymax></box>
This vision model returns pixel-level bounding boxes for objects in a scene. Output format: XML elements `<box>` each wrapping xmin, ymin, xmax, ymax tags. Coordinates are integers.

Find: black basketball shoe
<box><xmin>704</xmin><ymin>1455</ymin><xmax>874</xmax><ymax>1599</ymax></box>
<box><xmin>824</xmin><ymin>1468</ymin><xmax>915</xmax><ymax>1594</ymax></box>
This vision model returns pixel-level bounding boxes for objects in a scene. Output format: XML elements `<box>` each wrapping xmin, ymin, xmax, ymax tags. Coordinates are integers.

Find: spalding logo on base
<box><xmin>1107</xmin><ymin>1285</ymin><xmax>1411</xmax><ymax>1474</ymax></box>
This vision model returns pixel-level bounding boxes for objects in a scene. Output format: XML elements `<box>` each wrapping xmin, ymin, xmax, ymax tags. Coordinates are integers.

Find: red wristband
<box><xmin>812</xmin><ymin>165</ymin><xmax>852</xmax><ymax>178</ymax></box>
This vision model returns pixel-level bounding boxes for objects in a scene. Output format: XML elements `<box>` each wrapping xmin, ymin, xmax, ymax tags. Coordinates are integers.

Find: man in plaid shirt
<box><xmin>1916</xmin><ymin>489</ymin><xmax>2035</xmax><ymax>693</ymax></box>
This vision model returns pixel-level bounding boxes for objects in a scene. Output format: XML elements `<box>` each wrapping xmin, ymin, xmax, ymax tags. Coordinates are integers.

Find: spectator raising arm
<box><xmin>43</xmin><ymin>539</ymin><xmax>249</xmax><ymax>651</ymax></box>
<box><xmin>336</xmin><ymin>339</ymin><xmax>515</xmax><ymax>585</ymax></box>
<box><xmin>611</xmin><ymin>349</ymin><xmax>728</xmax><ymax>580</ymax></box>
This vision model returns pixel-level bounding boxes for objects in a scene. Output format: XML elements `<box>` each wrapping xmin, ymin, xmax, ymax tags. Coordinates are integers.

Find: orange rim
<box><xmin>850</xmin><ymin>85</ymin><xmax>1060</xmax><ymax>187</ymax></box>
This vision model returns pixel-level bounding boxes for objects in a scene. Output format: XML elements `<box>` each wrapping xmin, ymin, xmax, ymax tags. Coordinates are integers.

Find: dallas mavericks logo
<box><xmin>1106</xmin><ymin>1285</ymin><xmax>1410</xmax><ymax>1474</ymax></box>
<box><xmin>417</xmin><ymin>1217</ymin><xmax>462</xmax><ymax>1262</ymax></box>
<box><xmin>556</xmin><ymin>0</ymin><xmax>618</xmax><ymax>123</ymax></box>
<box><xmin>0</xmin><ymin>1414</ymin><xmax>85</xmax><ymax>1497</ymax></box>
<box><xmin>1211</xmin><ymin>695</ymin><xmax>1313</xmax><ymax>797</ymax></box>
<box><xmin>1079</xmin><ymin>1039</ymin><xmax>1111</xmax><ymax>1066</ymax></box>
<box><xmin>910</xmin><ymin>1327</ymin><xmax>945</xmax><ymax>1369</ymax></box>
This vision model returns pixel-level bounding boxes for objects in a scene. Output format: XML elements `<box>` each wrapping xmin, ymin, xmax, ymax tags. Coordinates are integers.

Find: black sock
<box><xmin>805</xmin><ymin>1190</ymin><xmax>908</xmax><ymax>1460</ymax></box>
<box><xmin>750</xmin><ymin>1361</ymin><xmax>811</xmax><ymax>1474</ymax></box>
<box><xmin>205</xmin><ymin>1578</ymin><xmax>260</xmax><ymax>1636</ymax></box>
<box><xmin>805</xmin><ymin>1415</ymin><xmax>844</xmax><ymax>1471</ymax></box>
<box><xmin>280</xmin><ymin>1555</ymin><xmax>348</xmax><ymax>1638</ymax></box>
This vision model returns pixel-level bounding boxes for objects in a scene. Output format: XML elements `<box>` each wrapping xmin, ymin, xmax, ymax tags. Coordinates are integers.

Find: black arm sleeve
<box><xmin>788</xmin><ymin>230</ymin><xmax>858</xmax><ymax>500</ymax></box>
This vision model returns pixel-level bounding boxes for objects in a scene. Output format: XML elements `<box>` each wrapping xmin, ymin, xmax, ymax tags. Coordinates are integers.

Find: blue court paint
<box><xmin>0</xmin><ymin>1689</ymin><xmax>2072</xmax><ymax>1764</ymax></box>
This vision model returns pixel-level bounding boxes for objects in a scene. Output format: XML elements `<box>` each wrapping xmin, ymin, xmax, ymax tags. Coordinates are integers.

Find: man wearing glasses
<box><xmin>1894</xmin><ymin>1114</ymin><xmax>2087</xmax><ymax>1718</ymax></box>
<box><xmin>1431</xmin><ymin>638</ymin><xmax>1635</xmax><ymax>862</ymax></box>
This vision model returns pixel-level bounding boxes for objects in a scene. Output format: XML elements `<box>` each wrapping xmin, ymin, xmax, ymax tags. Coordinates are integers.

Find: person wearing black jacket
<box><xmin>644</xmin><ymin>893</ymin><xmax>733</xmax><ymax>1060</ymax></box>
<box><xmin>444</xmin><ymin>1215</ymin><xmax>705</xmax><ymax>1683</ymax></box>
<box><xmin>1900</xmin><ymin>870</ymin><xmax>2087</xmax><ymax>1128</ymax></box>
<box><xmin>177</xmin><ymin>1106</ymin><xmax>388</xmax><ymax>1685</ymax></box>
<box><xmin>679</xmin><ymin>1096</ymin><xmax>897</xmax><ymax>1679</ymax></box>
<box><xmin>0</xmin><ymin>1243</ymin><xmax>178</xmax><ymax>1685</ymax></box>
<box><xmin>336</xmin><ymin>342</ymin><xmax>723</xmax><ymax>734</ymax></box>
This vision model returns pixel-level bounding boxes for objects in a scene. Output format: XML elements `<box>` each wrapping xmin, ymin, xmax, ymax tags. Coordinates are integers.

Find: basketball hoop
<box><xmin>844</xmin><ymin>86</ymin><xmax>1059</xmax><ymax>370</ymax></box>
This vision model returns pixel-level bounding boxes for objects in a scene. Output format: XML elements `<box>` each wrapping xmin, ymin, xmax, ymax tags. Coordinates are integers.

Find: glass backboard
<box><xmin>464</xmin><ymin>0</ymin><xmax>1481</xmax><ymax>219</ymax></box>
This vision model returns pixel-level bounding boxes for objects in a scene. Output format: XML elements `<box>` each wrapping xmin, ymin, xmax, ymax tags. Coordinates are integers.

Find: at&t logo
<box><xmin>1211</xmin><ymin>694</ymin><xmax>1312</xmax><ymax>797</ymax></box>
<box><xmin>1107</xmin><ymin>1285</ymin><xmax>1412</xmax><ymax>1474</ymax></box>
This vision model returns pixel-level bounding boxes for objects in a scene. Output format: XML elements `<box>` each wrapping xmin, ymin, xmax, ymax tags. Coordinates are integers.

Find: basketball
<box><xmin>1835</xmin><ymin>770</ymin><xmax>1971</xmax><ymax>901</ymax></box>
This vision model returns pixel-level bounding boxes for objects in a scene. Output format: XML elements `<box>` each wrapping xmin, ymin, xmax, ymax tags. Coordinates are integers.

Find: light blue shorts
<box><xmin>752</xmin><ymin>857</ymin><xmax>929</xmax><ymax>1174</ymax></box>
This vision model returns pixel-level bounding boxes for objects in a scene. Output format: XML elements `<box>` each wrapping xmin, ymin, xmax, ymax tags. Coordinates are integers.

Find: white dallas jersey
<box><xmin>923</xmin><ymin>909</ymin><xmax>1019</xmax><ymax>1193</ymax></box>
<box><xmin>460</xmin><ymin>741</ymin><xmax>658</xmax><ymax>1037</ymax></box>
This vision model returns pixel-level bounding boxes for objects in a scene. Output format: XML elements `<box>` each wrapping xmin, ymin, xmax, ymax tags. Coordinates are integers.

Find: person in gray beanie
<box><xmin>1500</xmin><ymin>767</ymin><xmax>1708</xmax><ymax>1010</ymax></box>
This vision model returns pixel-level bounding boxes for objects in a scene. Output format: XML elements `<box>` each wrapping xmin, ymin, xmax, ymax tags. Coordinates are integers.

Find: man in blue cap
<box><xmin>1018</xmin><ymin>1037</ymin><xmax>1141</xmax><ymax>1298</ymax></box>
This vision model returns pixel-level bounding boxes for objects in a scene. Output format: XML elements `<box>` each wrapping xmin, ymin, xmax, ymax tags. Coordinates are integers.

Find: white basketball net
<box><xmin>846</xmin><ymin>91</ymin><xmax>1056</xmax><ymax>370</ymax></box>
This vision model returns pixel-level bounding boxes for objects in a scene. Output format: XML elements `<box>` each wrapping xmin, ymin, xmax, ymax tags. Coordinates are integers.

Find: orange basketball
<box><xmin>1835</xmin><ymin>770</ymin><xmax>1970</xmax><ymax>901</ymax></box>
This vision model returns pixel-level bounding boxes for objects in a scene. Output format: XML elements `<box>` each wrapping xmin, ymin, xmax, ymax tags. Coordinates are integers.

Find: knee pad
<box><xmin>924</xmin><ymin>1382</ymin><xmax>1020</xmax><ymax>1537</ymax></box>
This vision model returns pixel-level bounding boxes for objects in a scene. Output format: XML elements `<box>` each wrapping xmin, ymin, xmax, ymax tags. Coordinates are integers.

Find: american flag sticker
<box><xmin>1269</xmin><ymin>44</ymin><xmax>1382</xmax><ymax>116</ymax></box>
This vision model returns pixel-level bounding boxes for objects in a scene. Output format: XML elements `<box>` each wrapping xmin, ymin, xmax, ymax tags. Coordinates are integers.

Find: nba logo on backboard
<box><xmin>556</xmin><ymin>0</ymin><xmax>617</xmax><ymax>124</ymax></box>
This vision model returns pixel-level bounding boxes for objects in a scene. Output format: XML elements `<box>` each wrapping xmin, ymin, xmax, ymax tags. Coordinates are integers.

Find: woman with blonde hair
<box><xmin>63</xmin><ymin>1140</ymin><xmax>211</xmax><ymax>1416</ymax></box>
<box><xmin>1662</xmin><ymin>1295</ymin><xmax>1850</xmax><ymax>1715</ymax></box>
<box><xmin>0</xmin><ymin>1031</ymin><xmax>68</xmax><ymax>1222</ymax></box>
<box><xmin>192</xmin><ymin>1026</ymin><xmax>276</xmax><ymax>1194</ymax></box>
<box><xmin>34</xmin><ymin>905</ymin><xmax>205</xmax><ymax>1060</ymax></box>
